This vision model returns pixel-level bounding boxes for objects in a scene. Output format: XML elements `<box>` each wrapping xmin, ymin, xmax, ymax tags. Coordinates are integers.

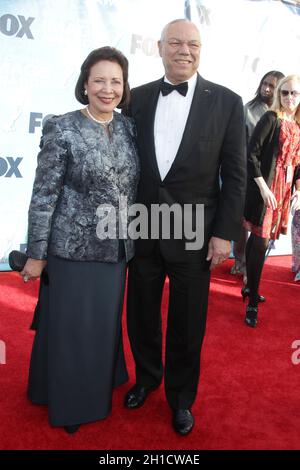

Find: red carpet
<box><xmin>0</xmin><ymin>256</ymin><xmax>299</xmax><ymax>450</ymax></box>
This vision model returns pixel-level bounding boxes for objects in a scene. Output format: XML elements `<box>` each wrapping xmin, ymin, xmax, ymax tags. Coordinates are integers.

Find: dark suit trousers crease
<box><xmin>127</xmin><ymin>243</ymin><xmax>210</xmax><ymax>410</ymax></box>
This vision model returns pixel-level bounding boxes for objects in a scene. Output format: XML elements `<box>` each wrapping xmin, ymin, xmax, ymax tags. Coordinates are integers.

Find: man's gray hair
<box><xmin>160</xmin><ymin>18</ymin><xmax>197</xmax><ymax>41</ymax></box>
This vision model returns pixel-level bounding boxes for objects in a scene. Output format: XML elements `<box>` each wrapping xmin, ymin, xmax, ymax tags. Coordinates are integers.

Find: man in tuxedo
<box><xmin>124</xmin><ymin>19</ymin><xmax>246</xmax><ymax>435</ymax></box>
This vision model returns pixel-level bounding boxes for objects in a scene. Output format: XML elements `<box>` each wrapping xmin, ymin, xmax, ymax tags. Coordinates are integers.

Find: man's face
<box><xmin>158</xmin><ymin>21</ymin><xmax>201</xmax><ymax>84</ymax></box>
<box><xmin>260</xmin><ymin>75</ymin><xmax>278</xmax><ymax>105</ymax></box>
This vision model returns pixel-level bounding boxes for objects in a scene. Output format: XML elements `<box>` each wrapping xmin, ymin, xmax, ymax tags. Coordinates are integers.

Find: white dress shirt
<box><xmin>154</xmin><ymin>73</ymin><xmax>197</xmax><ymax>181</ymax></box>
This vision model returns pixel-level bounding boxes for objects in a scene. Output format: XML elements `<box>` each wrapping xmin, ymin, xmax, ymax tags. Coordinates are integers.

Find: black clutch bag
<box><xmin>8</xmin><ymin>250</ymin><xmax>28</xmax><ymax>272</ymax></box>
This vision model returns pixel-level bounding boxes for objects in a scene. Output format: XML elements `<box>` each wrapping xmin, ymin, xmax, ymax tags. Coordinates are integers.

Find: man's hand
<box><xmin>206</xmin><ymin>237</ymin><xmax>231</xmax><ymax>270</ymax></box>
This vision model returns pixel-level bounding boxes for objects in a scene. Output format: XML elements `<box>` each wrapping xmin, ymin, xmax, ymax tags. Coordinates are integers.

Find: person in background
<box><xmin>21</xmin><ymin>47</ymin><xmax>139</xmax><ymax>434</ymax></box>
<box><xmin>291</xmin><ymin>208</ymin><xmax>300</xmax><ymax>282</ymax></box>
<box><xmin>231</xmin><ymin>71</ymin><xmax>285</xmax><ymax>283</ymax></box>
<box><xmin>243</xmin><ymin>75</ymin><xmax>300</xmax><ymax>327</ymax></box>
<box><xmin>123</xmin><ymin>19</ymin><xmax>246</xmax><ymax>435</ymax></box>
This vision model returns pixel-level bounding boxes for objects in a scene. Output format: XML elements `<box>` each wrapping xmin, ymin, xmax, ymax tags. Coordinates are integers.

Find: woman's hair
<box><xmin>249</xmin><ymin>70</ymin><xmax>285</xmax><ymax>106</ymax></box>
<box><xmin>271</xmin><ymin>74</ymin><xmax>300</xmax><ymax>125</ymax></box>
<box><xmin>75</xmin><ymin>46</ymin><xmax>130</xmax><ymax>108</ymax></box>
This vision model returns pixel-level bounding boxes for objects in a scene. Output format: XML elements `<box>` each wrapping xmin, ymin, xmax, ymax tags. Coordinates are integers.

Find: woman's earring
<box><xmin>84</xmin><ymin>89</ymin><xmax>87</xmax><ymax>95</ymax></box>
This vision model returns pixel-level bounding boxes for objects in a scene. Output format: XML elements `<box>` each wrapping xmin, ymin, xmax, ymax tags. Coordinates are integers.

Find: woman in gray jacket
<box><xmin>21</xmin><ymin>47</ymin><xmax>139</xmax><ymax>433</ymax></box>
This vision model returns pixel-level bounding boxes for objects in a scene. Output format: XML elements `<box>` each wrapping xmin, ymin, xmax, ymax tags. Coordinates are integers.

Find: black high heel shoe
<box><xmin>245</xmin><ymin>305</ymin><xmax>258</xmax><ymax>328</ymax></box>
<box><xmin>241</xmin><ymin>287</ymin><xmax>266</xmax><ymax>303</ymax></box>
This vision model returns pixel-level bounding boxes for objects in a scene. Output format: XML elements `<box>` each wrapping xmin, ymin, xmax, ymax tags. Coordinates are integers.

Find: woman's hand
<box><xmin>291</xmin><ymin>189</ymin><xmax>300</xmax><ymax>212</ymax></box>
<box><xmin>259</xmin><ymin>186</ymin><xmax>277</xmax><ymax>210</ymax></box>
<box><xmin>20</xmin><ymin>258</ymin><xmax>47</xmax><ymax>282</ymax></box>
<box><xmin>254</xmin><ymin>176</ymin><xmax>277</xmax><ymax>210</ymax></box>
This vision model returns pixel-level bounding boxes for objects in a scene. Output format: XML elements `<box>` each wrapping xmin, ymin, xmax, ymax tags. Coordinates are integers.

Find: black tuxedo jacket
<box><xmin>126</xmin><ymin>74</ymin><xmax>246</xmax><ymax>262</ymax></box>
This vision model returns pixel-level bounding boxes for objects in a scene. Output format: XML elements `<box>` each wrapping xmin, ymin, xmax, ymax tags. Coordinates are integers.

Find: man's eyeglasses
<box><xmin>280</xmin><ymin>90</ymin><xmax>300</xmax><ymax>97</ymax></box>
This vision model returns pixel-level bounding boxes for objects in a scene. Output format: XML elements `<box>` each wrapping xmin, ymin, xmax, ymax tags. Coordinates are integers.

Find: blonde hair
<box><xmin>271</xmin><ymin>74</ymin><xmax>300</xmax><ymax>125</ymax></box>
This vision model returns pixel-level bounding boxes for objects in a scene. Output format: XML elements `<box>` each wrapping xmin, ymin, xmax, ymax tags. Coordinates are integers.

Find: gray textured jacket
<box><xmin>27</xmin><ymin>110</ymin><xmax>140</xmax><ymax>262</ymax></box>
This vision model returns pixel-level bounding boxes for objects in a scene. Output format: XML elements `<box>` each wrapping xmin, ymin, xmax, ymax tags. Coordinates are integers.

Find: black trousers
<box><xmin>127</xmin><ymin>244</ymin><xmax>211</xmax><ymax>410</ymax></box>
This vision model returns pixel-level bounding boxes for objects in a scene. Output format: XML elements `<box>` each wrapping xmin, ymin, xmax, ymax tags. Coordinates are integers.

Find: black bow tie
<box><xmin>160</xmin><ymin>81</ymin><xmax>188</xmax><ymax>97</ymax></box>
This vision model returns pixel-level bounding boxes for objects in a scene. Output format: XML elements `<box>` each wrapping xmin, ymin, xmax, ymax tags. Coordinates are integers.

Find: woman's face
<box><xmin>85</xmin><ymin>60</ymin><xmax>124</xmax><ymax>118</ymax></box>
<box><xmin>260</xmin><ymin>74</ymin><xmax>278</xmax><ymax>104</ymax></box>
<box><xmin>280</xmin><ymin>79</ymin><xmax>300</xmax><ymax>115</ymax></box>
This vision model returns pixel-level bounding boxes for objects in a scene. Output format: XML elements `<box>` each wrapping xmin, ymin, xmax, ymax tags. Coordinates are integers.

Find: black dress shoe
<box><xmin>172</xmin><ymin>409</ymin><xmax>194</xmax><ymax>436</ymax></box>
<box><xmin>245</xmin><ymin>305</ymin><xmax>258</xmax><ymax>328</ymax></box>
<box><xmin>64</xmin><ymin>424</ymin><xmax>80</xmax><ymax>434</ymax></box>
<box><xmin>124</xmin><ymin>384</ymin><xmax>154</xmax><ymax>409</ymax></box>
<box><xmin>241</xmin><ymin>287</ymin><xmax>265</xmax><ymax>303</ymax></box>
<box><xmin>8</xmin><ymin>250</ymin><xmax>28</xmax><ymax>272</ymax></box>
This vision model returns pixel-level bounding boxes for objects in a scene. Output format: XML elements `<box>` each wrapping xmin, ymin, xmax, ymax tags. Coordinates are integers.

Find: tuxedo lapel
<box><xmin>164</xmin><ymin>74</ymin><xmax>216</xmax><ymax>182</ymax></box>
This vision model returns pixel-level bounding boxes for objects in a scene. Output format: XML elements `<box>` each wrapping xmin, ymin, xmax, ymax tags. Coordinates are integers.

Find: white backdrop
<box><xmin>1</xmin><ymin>0</ymin><xmax>300</xmax><ymax>270</ymax></box>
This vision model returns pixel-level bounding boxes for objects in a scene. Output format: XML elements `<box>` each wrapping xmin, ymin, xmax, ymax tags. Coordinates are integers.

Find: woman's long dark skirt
<box><xmin>27</xmin><ymin>255</ymin><xmax>128</xmax><ymax>427</ymax></box>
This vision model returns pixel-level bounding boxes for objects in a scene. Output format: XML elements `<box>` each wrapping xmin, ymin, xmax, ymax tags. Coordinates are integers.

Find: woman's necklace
<box><xmin>86</xmin><ymin>106</ymin><xmax>113</xmax><ymax>125</ymax></box>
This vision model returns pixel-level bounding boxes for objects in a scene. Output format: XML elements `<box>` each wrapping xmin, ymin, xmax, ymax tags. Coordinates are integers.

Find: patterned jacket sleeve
<box><xmin>26</xmin><ymin>117</ymin><xmax>68</xmax><ymax>259</ymax></box>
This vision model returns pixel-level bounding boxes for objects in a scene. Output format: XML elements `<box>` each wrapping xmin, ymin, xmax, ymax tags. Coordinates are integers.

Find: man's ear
<box><xmin>157</xmin><ymin>40</ymin><xmax>163</xmax><ymax>58</ymax></box>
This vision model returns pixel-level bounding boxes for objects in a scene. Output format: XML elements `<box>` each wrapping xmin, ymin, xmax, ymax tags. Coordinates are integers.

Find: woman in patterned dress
<box><xmin>243</xmin><ymin>75</ymin><xmax>300</xmax><ymax>327</ymax></box>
